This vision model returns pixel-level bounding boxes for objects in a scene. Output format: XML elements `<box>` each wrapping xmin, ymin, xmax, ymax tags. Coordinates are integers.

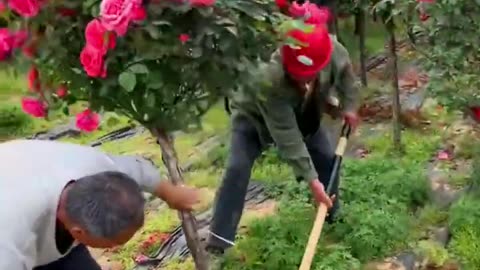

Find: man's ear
<box><xmin>68</xmin><ymin>226</ymin><xmax>86</xmax><ymax>239</ymax></box>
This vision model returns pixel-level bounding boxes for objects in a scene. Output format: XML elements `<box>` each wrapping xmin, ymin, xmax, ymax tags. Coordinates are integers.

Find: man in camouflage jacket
<box><xmin>207</xmin><ymin>22</ymin><xmax>360</xmax><ymax>268</ymax></box>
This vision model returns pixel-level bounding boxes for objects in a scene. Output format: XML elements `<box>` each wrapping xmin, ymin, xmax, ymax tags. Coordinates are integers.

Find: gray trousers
<box><xmin>207</xmin><ymin>115</ymin><xmax>340</xmax><ymax>251</ymax></box>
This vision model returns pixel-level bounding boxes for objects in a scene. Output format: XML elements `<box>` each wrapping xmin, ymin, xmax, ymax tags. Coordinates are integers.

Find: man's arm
<box><xmin>257</xmin><ymin>97</ymin><xmax>318</xmax><ymax>182</ymax></box>
<box><xmin>107</xmin><ymin>155</ymin><xmax>160</xmax><ymax>193</ymax></box>
<box><xmin>107</xmin><ymin>155</ymin><xmax>199</xmax><ymax>210</ymax></box>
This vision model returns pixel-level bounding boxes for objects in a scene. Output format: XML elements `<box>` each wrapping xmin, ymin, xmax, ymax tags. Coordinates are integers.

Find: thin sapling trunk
<box><xmin>356</xmin><ymin>9</ymin><xmax>368</xmax><ymax>86</ymax></box>
<box><xmin>151</xmin><ymin>127</ymin><xmax>209</xmax><ymax>270</ymax></box>
<box><xmin>387</xmin><ymin>24</ymin><xmax>403</xmax><ymax>152</ymax></box>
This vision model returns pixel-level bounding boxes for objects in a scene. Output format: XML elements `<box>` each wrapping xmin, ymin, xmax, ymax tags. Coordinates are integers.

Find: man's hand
<box><xmin>309</xmin><ymin>179</ymin><xmax>335</xmax><ymax>208</ymax></box>
<box><xmin>157</xmin><ymin>181</ymin><xmax>201</xmax><ymax>211</ymax></box>
<box><xmin>342</xmin><ymin>111</ymin><xmax>360</xmax><ymax>130</ymax></box>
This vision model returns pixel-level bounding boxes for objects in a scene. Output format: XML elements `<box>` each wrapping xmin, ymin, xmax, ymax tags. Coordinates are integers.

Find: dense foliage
<box><xmin>412</xmin><ymin>0</ymin><xmax>480</xmax><ymax>110</ymax></box>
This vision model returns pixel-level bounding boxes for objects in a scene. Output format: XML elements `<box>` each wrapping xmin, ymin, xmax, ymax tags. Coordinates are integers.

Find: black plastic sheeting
<box><xmin>27</xmin><ymin>121</ymin><xmax>81</xmax><ymax>140</ymax></box>
<box><xmin>133</xmin><ymin>181</ymin><xmax>270</xmax><ymax>269</ymax></box>
<box><xmin>27</xmin><ymin>122</ymin><xmax>146</xmax><ymax>148</ymax></box>
<box><xmin>89</xmin><ymin>126</ymin><xmax>146</xmax><ymax>147</ymax></box>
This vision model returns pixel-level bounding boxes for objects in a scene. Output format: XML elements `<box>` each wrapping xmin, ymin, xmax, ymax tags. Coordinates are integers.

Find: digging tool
<box><xmin>298</xmin><ymin>122</ymin><xmax>352</xmax><ymax>270</ymax></box>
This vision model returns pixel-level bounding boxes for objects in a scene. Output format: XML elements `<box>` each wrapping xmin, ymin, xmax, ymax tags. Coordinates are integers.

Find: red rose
<box><xmin>419</xmin><ymin>12</ymin><xmax>430</xmax><ymax>22</ymax></box>
<box><xmin>288</xmin><ymin>1</ymin><xmax>307</xmax><ymax>17</ymax></box>
<box><xmin>85</xmin><ymin>19</ymin><xmax>116</xmax><ymax>53</ymax></box>
<box><xmin>80</xmin><ymin>45</ymin><xmax>107</xmax><ymax>78</ymax></box>
<box><xmin>190</xmin><ymin>0</ymin><xmax>216</xmax><ymax>7</ymax></box>
<box><xmin>12</xmin><ymin>30</ymin><xmax>28</xmax><ymax>48</ymax></box>
<box><xmin>179</xmin><ymin>33</ymin><xmax>190</xmax><ymax>44</ymax></box>
<box><xmin>0</xmin><ymin>28</ymin><xmax>14</xmax><ymax>61</ymax></box>
<box><xmin>57</xmin><ymin>7</ymin><xmax>77</xmax><ymax>17</ymax></box>
<box><xmin>131</xmin><ymin>5</ymin><xmax>147</xmax><ymax>21</ymax></box>
<box><xmin>470</xmin><ymin>106</ymin><xmax>480</xmax><ymax>123</ymax></box>
<box><xmin>275</xmin><ymin>0</ymin><xmax>289</xmax><ymax>10</ymax></box>
<box><xmin>56</xmin><ymin>85</ymin><xmax>68</xmax><ymax>98</ymax></box>
<box><xmin>0</xmin><ymin>2</ymin><xmax>6</xmax><ymax>13</ymax></box>
<box><xmin>22</xmin><ymin>43</ymin><xmax>36</xmax><ymax>59</ymax></box>
<box><xmin>21</xmin><ymin>97</ymin><xmax>46</xmax><ymax>118</ymax></box>
<box><xmin>27</xmin><ymin>66</ymin><xmax>41</xmax><ymax>92</ymax></box>
<box><xmin>8</xmin><ymin>0</ymin><xmax>42</xmax><ymax>18</ymax></box>
<box><xmin>76</xmin><ymin>109</ymin><xmax>100</xmax><ymax>132</ymax></box>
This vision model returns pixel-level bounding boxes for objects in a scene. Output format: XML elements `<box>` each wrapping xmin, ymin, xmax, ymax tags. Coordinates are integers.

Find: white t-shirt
<box><xmin>0</xmin><ymin>140</ymin><xmax>161</xmax><ymax>269</ymax></box>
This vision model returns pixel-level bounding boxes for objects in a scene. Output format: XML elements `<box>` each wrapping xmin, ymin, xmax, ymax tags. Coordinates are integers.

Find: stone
<box><xmin>426</xmin><ymin>163</ymin><xmax>465</xmax><ymax>209</ymax></box>
<box><xmin>431</xmin><ymin>227</ymin><xmax>450</xmax><ymax>247</ymax></box>
<box><xmin>395</xmin><ymin>252</ymin><xmax>418</xmax><ymax>270</ymax></box>
<box><xmin>363</xmin><ymin>259</ymin><xmax>407</xmax><ymax>270</ymax></box>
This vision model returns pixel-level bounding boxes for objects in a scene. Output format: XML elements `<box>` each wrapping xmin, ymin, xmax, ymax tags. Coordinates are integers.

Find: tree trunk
<box><xmin>331</xmin><ymin>2</ymin><xmax>339</xmax><ymax>38</ymax></box>
<box><xmin>356</xmin><ymin>9</ymin><xmax>368</xmax><ymax>86</ymax></box>
<box><xmin>151</xmin><ymin>127</ymin><xmax>209</xmax><ymax>270</ymax></box>
<box><xmin>387</xmin><ymin>25</ymin><xmax>402</xmax><ymax>152</ymax></box>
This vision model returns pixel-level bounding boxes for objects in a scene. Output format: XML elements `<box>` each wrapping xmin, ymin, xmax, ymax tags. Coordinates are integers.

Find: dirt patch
<box><xmin>246</xmin><ymin>199</ymin><xmax>277</xmax><ymax>217</ymax></box>
<box><xmin>238</xmin><ymin>200</ymin><xmax>278</xmax><ymax>232</ymax></box>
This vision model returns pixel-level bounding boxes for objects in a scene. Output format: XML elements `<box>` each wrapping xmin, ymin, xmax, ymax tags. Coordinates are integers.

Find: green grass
<box><xmin>0</xmin><ymin>69</ymin><xmax>26</xmax><ymax>100</ymax></box>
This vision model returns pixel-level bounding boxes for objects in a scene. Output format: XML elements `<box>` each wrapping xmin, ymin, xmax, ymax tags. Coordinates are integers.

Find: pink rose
<box><xmin>288</xmin><ymin>1</ymin><xmax>307</xmax><ymax>18</ymax></box>
<box><xmin>76</xmin><ymin>109</ymin><xmax>100</xmax><ymax>132</ymax></box>
<box><xmin>85</xmin><ymin>19</ymin><xmax>116</xmax><ymax>53</ymax></box>
<box><xmin>56</xmin><ymin>85</ymin><xmax>68</xmax><ymax>98</ymax></box>
<box><xmin>190</xmin><ymin>0</ymin><xmax>215</xmax><ymax>7</ymax></box>
<box><xmin>21</xmin><ymin>97</ymin><xmax>46</xmax><ymax>118</ymax></box>
<box><xmin>305</xmin><ymin>4</ymin><xmax>330</xmax><ymax>25</ymax></box>
<box><xmin>179</xmin><ymin>33</ymin><xmax>190</xmax><ymax>44</ymax></box>
<box><xmin>80</xmin><ymin>45</ymin><xmax>107</xmax><ymax>78</ymax></box>
<box><xmin>100</xmin><ymin>0</ymin><xmax>142</xmax><ymax>36</ymax></box>
<box><xmin>0</xmin><ymin>2</ymin><xmax>7</xmax><ymax>13</ymax></box>
<box><xmin>131</xmin><ymin>5</ymin><xmax>147</xmax><ymax>21</ymax></box>
<box><xmin>0</xmin><ymin>28</ymin><xmax>14</xmax><ymax>60</ymax></box>
<box><xmin>27</xmin><ymin>66</ymin><xmax>41</xmax><ymax>92</ymax></box>
<box><xmin>12</xmin><ymin>30</ymin><xmax>28</xmax><ymax>48</ymax></box>
<box><xmin>8</xmin><ymin>0</ymin><xmax>42</xmax><ymax>18</ymax></box>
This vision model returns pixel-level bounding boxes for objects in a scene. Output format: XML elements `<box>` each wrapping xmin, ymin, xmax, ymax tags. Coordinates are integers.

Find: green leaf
<box><xmin>128</xmin><ymin>64</ymin><xmax>149</xmax><ymax>74</ymax></box>
<box><xmin>118</xmin><ymin>71</ymin><xmax>137</xmax><ymax>92</ymax></box>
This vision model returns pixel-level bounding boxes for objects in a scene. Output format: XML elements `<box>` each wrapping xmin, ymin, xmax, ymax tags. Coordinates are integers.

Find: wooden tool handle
<box><xmin>298</xmin><ymin>203</ymin><xmax>329</xmax><ymax>270</ymax></box>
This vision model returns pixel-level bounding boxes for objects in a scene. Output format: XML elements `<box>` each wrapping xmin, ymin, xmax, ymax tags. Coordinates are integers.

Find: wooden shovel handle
<box><xmin>298</xmin><ymin>203</ymin><xmax>329</xmax><ymax>270</ymax></box>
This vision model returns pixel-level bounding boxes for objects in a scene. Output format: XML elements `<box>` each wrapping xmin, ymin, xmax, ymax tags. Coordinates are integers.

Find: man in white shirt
<box><xmin>0</xmin><ymin>139</ymin><xmax>200</xmax><ymax>270</ymax></box>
